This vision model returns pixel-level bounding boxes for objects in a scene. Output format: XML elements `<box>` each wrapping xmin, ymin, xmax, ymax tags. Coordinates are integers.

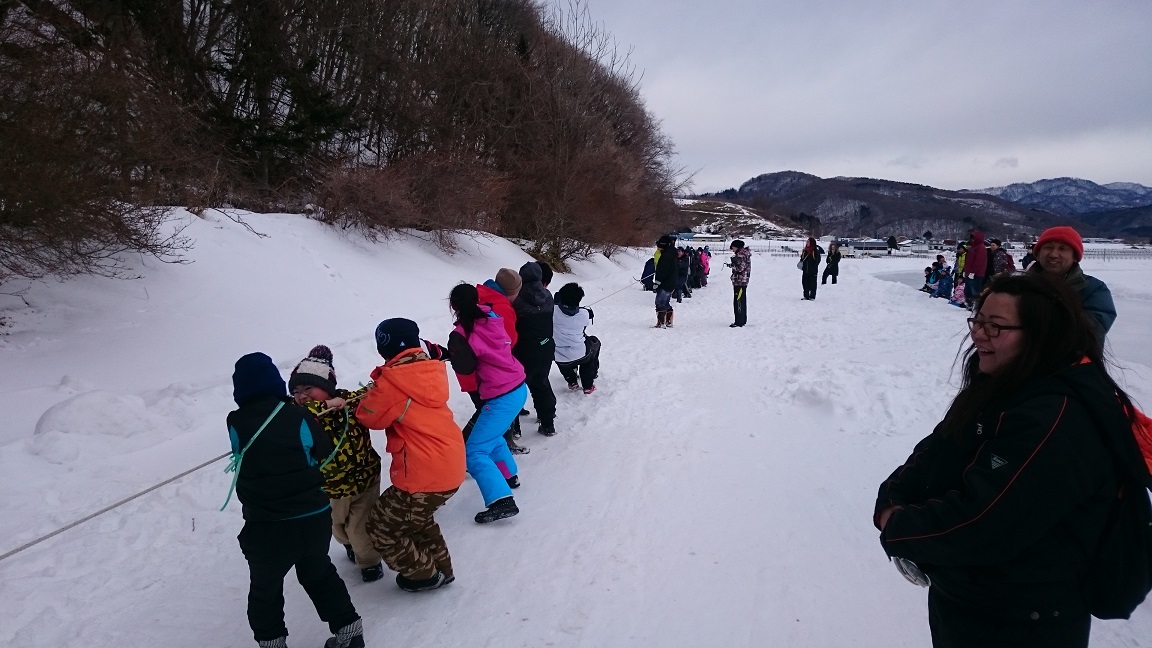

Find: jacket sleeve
<box><xmin>301</xmin><ymin>411</ymin><xmax>333</xmax><ymax>465</ymax></box>
<box><xmin>1081</xmin><ymin>278</ymin><xmax>1117</xmax><ymax>336</ymax></box>
<box><xmin>880</xmin><ymin>395</ymin><xmax>1105</xmax><ymax>567</ymax></box>
<box><xmin>355</xmin><ymin>377</ymin><xmax>399</xmax><ymax>430</ymax></box>
<box><xmin>446</xmin><ymin>330</ymin><xmax>477</xmax><ymax>376</ymax></box>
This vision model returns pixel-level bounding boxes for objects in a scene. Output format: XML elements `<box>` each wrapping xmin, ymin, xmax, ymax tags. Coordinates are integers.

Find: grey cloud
<box><xmin>583</xmin><ymin>0</ymin><xmax>1152</xmax><ymax>192</ymax></box>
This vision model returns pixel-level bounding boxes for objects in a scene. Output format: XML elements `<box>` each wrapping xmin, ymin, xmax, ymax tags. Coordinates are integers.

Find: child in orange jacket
<box><xmin>355</xmin><ymin>318</ymin><xmax>466</xmax><ymax>592</ymax></box>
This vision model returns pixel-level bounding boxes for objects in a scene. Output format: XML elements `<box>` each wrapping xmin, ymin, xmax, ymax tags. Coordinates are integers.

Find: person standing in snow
<box><xmin>641</xmin><ymin>257</ymin><xmax>657</xmax><ymax>291</ymax></box>
<box><xmin>653</xmin><ymin>235</ymin><xmax>679</xmax><ymax>328</ymax></box>
<box><xmin>447</xmin><ymin>284</ymin><xmax>529</xmax><ymax>523</ymax></box>
<box><xmin>553</xmin><ymin>282</ymin><xmax>600</xmax><ymax>395</ymax></box>
<box><xmin>874</xmin><ymin>273</ymin><xmax>1148</xmax><ymax>648</ymax></box>
<box><xmin>800</xmin><ymin>237</ymin><xmax>822</xmax><ymax>300</ymax></box>
<box><xmin>356</xmin><ymin>318</ymin><xmax>467</xmax><ymax>592</ymax></box>
<box><xmin>1028</xmin><ymin>226</ymin><xmax>1117</xmax><ymax>346</ymax></box>
<box><xmin>454</xmin><ymin>268</ymin><xmax>529</xmax><ymax>455</ymax></box>
<box><xmin>700</xmin><ymin>247</ymin><xmax>711</xmax><ymax>287</ymax></box>
<box><xmin>728</xmin><ymin>239</ymin><xmax>751</xmax><ymax>327</ymax></box>
<box><xmin>822</xmin><ymin>242</ymin><xmax>842</xmax><ymax>285</ymax></box>
<box><xmin>674</xmin><ymin>247</ymin><xmax>692</xmax><ymax>302</ymax></box>
<box><xmin>512</xmin><ymin>262</ymin><xmax>558</xmax><ymax>436</ymax></box>
<box><xmin>226</xmin><ymin>352</ymin><xmax>364</xmax><ymax>648</ymax></box>
<box><xmin>962</xmin><ymin>230</ymin><xmax>988</xmax><ymax>309</ymax></box>
<box><xmin>288</xmin><ymin>345</ymin><xmax>385</xmax><ymax>583</ymax></box>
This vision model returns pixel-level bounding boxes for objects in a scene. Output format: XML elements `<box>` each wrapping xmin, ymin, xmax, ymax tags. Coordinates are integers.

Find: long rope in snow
<box><xmin>0</xmin><ymin>451</ymin><xmax>229</xmax><ymax>563</ymax></box>
<box><xmin>585</xmin><ymin>272</ymin><xmax>654</xmax><ymax>307</ymax></box>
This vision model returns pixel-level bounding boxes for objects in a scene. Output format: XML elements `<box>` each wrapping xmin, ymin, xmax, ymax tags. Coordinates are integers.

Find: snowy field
<box><xmin>1</xmin><ymin>210</ymin><xmax>1150</xmax><ymax>648</ymax></box>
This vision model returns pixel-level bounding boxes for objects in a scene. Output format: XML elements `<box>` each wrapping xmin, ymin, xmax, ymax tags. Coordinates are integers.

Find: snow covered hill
<box><xmin>1</xmin><ymin>209</ymin><xmax>1150</xmax><ymax>648</ymax></box>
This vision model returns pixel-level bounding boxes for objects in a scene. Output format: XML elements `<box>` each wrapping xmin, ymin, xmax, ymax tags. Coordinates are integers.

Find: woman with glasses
<box><xmin>873</xmin><ymin>273</ymin><xmax>1148</xmax><ymax>647</ymax></box>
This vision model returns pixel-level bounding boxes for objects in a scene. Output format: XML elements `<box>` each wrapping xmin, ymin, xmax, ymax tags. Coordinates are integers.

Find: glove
<box><xmin>893</xmin><ymin>557</ymin><xmax>930</xmax><ymax>588</ymax></box>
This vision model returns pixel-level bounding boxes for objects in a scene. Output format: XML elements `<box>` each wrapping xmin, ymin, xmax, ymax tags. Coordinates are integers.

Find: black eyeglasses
<box><xmin>966</xmin><ymin>317</ymin><xmax>1025</xmax><ymax>337</ymax></box>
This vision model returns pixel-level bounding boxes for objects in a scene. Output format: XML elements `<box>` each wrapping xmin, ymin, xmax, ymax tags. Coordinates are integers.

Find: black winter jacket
<box><xmin>875</xmin><ymin>363</ymin><xmax>1133</xmax><ymax>617</ymax></box>
<box><xmin>227</xmin><ymin>396</ymin><xmax>333</xmax><ymax>522</ymax></box>
<box><xmin>654</xmin><ymin>248</ymin><xmax>678</xmax><ymax>292</ymax></box>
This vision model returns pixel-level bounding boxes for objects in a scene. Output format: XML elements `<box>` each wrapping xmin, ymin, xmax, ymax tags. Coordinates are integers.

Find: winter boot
<box><xmin>654</xmin><ymin>310</ymin><xmax>666</xmax><ymax>328</ymax></box>
<box><xmin>519</xmin><ymin>408</ymin><xmax>530</xmax><ymax>417</ymax></box>
<box><xmin>360</xmin><ymin>563</ymin><xmax>384</xmax><ymax>582</ymax></box>
<box><xmin>475</xmin><ymin>496</ymin><xmax>519</xmax><ymax>523</ymax></box>
<box><xmin>343</xmin><ymin>544</ymin><xmax>355</xmax><ymax>563</ymax></box>
<box><xmin>583</xmin><ymin>385</ymin><xmax>596</xmax><ymax>395</ymax></box>
<box><xmin>537</xmin><ymin>420</ymin><xmax>556</xmax><ymax>437</ymax></box>
<box><xmin>507</xmin><ymin>439</ymin><xmax>530</xmax><ymax>455</ymax></box>
<box><xmin>323</xmin><ymin>619</ymin><xmax>364</xmax><ymax>648</ymax></box>
<box><xmin>258</xmin><ymin>638</ymin><xmax>287</xmax><ymax>648</ymax></box>
<box><xmin>507</xmin><ymin>474</ymin><xmax>521</xmax><ymax>489</ymax></box>
<box><xmin>665</xmin><ymin>310</ymin><xmax>674</xmax><ymax>328</ymax></box>
<box><xmin>395</xmin><ymin>570</ymin><xmax>451</xmax><ymax>592</ymax></box>
<box><xmin>567</xmin><ymin>382</ymin><xmax>580</xmax><ymax>391</ymax></box>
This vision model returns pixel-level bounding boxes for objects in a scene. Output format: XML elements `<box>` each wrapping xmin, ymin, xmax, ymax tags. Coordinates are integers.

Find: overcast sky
<box><xmin>580</xmin><ymin>0</ymin><xmax>1152</xmax><ymax>193</ymax></box>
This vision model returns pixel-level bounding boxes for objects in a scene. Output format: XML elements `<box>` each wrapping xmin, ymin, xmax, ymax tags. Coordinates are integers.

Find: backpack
<box><xmin>1085</xmin><ymin>406</ymin><xmax>1152</xmax><ymax>619</ymax></box>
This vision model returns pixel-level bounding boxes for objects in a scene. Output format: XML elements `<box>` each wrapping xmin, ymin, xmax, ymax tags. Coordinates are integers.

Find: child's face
<box><xmin>291</xmin><ymin>385</ymin><xmax>330</xmax><ymax>406</ymax></box>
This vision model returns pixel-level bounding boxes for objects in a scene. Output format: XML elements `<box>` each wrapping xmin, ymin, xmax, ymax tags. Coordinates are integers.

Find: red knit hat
<box><xmin>1034</xmin><ymin>226</ymin><xmax>1083</xmax><ymax>262</ymax></box>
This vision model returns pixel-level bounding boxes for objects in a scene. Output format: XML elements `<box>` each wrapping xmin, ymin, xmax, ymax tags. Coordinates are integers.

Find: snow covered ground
<box><xmin>1</xmin><ymin>210</ymin><xmax>1150</xmax><ymax>647</ymax></box>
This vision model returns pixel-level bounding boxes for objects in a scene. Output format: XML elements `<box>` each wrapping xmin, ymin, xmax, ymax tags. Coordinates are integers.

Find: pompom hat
<box><xmin>288</xmin><ymin>345</ymin><xmax>337</xmax><ymax>396</ymax></box>
<box><xmin>1035</xmin><ymin>226</ymin><xmax>1084</xmax><ymax>262</ymax></box>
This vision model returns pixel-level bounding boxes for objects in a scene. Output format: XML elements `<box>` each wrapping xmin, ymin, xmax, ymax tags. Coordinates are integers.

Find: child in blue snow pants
<box><xmin>465</xmin><ymin>383</ymin><xmax>528</xmax><ymax>505</ymax></box>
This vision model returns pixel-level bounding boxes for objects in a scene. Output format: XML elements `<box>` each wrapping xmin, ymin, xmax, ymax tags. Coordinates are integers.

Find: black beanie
<box><xmin>375</xmin><ymin>318</ymin><xmax>421</xmax><ymax>360</ymax></box>
<box><xmin>232</xmin><ymin>352</ymin><xmax>287</xmax><ymax>407</ymax></box>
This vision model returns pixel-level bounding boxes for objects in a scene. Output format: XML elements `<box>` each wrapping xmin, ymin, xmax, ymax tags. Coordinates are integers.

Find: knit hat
<box><xmin>495</xmin><ymin>267</ymin><xmax>522</xmax><ymax>296</ymax></box>
<box><xmin>232</xmin><ymin>352</ymin><xmax>287</xmax><ymax>407</ymax></box>
<box><xmin>288</xmin><ymin>345</ymin><xmax>337</xmax><ymax>396</ymax></box>
<box><xmin>1035</xmin><ymin>226</ymin><xmax>1083</xmax><ymax>261</ymax></box>
<box><xmin>556</xmin><ymin>282</ymin><xmax>584</xmax><ymax>307</ymax></box>
<box><xmin>730</xmin><ymin>239</ymin><xmax>745</xmax><ymax>250</ymax></box>
<box><xmin>656</xmin><ymin>235</ymin><xmax>675</xmax><ymax>248</ymax></box>
<box><xmin>375</xmin><ymin>318</ymin><xmax>421</xmax><ymax>360</ymax></box>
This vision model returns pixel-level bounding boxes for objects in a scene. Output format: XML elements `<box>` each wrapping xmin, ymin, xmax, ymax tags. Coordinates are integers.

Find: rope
<box><xmin>586</xmin><ymin>272</ymin><xmax>655</xmax><ymax>307</ymax></box>
<box><xmin>0</xmin><ymin>451</ymin><xmax>230</xmax><ymax>563</ymax></box>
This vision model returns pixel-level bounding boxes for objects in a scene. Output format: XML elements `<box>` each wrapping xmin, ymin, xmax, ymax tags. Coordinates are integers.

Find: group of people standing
<box><xmin>225</xmin><ymin>261</ymin><xmax>603</xmax><ymax>648</ymax></box>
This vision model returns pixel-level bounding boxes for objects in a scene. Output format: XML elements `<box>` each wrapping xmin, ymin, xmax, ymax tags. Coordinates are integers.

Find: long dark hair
<box><xmin>449</xmin><ymin>283</ymin><xmax>487</xmax><ymax>334</ymax></box>
<box><xmin>938</xmin><ymin>272</ymin><xmax>1135</xmax><ymax>437</ymax></box>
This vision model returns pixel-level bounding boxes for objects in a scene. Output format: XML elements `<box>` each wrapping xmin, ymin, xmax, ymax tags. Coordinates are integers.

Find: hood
<box><xmin>481</xmin><ymin>279</ymin><xmax>506</xmax><ymax>297</ymax></box>
<box><xmin>970</xmin><ymin>231</ymin><xmax>985</xmax><ymax>245</ymax></box>
<box><xmin>1047</xmin><ymin>363</ymin><xmax>1150</xmax><ymax>487</ymax></box>
<box><xmin>518</xmin><ymin>261</ymin><xmax>542</xmax><ymax>283</ymax></box>
<box><xmin>558</xmin><ymin>303</ymin><xmax>581</xmax><ymax>317</ymax></box>
<box><xmin>370</xmin><ymin>349</ymin><xmax>451</xmax><ymax>411</ymax></box>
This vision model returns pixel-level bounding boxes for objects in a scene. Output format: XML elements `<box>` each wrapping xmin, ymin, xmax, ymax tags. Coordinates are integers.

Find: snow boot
<box><xmin>360</xmin><ymin>563</ymin><xmax>384</xmax><ymax>582</ymax></box>
<box><xmin>507</xmin><ymin>474</ymin><xmax>520</xmax><ymax>489</ymax></box>
<box><xmin>343</xmin><ymin>544</ymin><xmax>355</xmax><ymax>563</ymax></box>
<box><xmin>583</xmin><ymin>385</ymin><xmax>596</xmax><ymax>395</ymax></box>
<box><xmin>519</xmin><ymin>408</ymin><xmax>530</xmax><ymax>417</ymax></box>
<box><xmin>475</xmin><ymin>496</ymin><xmax>519</xmax><ymax>523</ymax></box>
<box><xmin>507</xmin><ymin>439</ymin><xmax>530</xmax><ymax>455</ymax></box>
<box><xmin>395</xmin><ymin>570</ymin><xmax>451</xmax><ymax>592</ymax></box>
<box><xmin>258</xmin><ymin>638</ymin><xmax>287</xmax><ymax>648</ymax></box>
<box><xmin>537</xmin><ymin>420</ymin><xmax>556</xmax><ymax>437</ymax></box>
<box><xmin>654</xmin><ymin>310</ymin><xmax>666</xmax><ymax>328</ymax></box>
<box><xmin>665</xmin><ymin>310</ymin><xmax>674</xmax><ymax>328</ymax></box>
<box><xmin>323</xmin><ymin>619</ymin><xmax>364</xmax><ymax>648</ymax></box>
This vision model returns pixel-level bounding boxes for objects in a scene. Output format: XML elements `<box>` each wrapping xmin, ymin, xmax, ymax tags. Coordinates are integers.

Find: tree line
<box><xmin>0</xmin><ymin>0</ymin><xmax>684</xmax><ymax>283</ymax></box>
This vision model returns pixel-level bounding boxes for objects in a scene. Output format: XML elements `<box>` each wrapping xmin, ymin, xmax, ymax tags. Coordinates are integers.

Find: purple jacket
<box><xmin>448</xmin><ymin>309</ymin><xmax>526</xmax><ymax>401</ymax></box>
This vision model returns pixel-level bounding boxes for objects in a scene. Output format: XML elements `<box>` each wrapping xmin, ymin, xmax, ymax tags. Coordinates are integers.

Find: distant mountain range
<box><xmin>689</xmin><ymin>173</ymin><xmax>1152</xmax><ymax>240</ymax></box>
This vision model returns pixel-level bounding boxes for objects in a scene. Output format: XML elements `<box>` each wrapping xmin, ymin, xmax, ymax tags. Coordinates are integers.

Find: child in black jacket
<box><xmin>227</xmin><ymin>352</ymin><xmax>364</xmax><ymax>648</ymax></box>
